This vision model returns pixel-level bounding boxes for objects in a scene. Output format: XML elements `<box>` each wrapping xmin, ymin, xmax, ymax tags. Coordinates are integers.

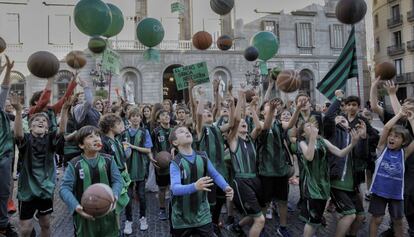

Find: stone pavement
<box><xmin>10</xmin><ymin>173</ymin><xmax>405</xmax><ymax>237</ymax></box>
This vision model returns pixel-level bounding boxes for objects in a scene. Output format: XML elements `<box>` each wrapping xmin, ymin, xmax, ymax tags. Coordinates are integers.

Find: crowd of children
<box><xmin>1</xmin><ymin>53</ymin><xmax>414</xmax><ymax>237</ymax></box>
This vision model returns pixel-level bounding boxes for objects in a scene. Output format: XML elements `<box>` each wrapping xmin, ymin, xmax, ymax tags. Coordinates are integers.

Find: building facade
<box><xmin>0</xmin><ymin>0</ymin><xmax>368</xmax><ymax>106</ymax></box>
<box><xmin>373</xmin><ymin>0</ymin><xmax>414</xmax><ymax>100</ymax></box>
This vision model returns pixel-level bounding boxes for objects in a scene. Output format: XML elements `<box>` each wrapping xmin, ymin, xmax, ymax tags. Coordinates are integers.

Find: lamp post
<box><xmin>90</xmin><ymin>63</ymin><xmax>110</xmax><ymax>89</ymax></box>
<box><xmin>245</xmin><ymin>61</ymin><xmax>265</xmax><ymax>89</ymax></box>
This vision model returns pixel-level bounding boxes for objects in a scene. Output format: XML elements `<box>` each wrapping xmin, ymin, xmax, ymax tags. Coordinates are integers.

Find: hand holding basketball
<box><xmin>75</xmin><ymin>205</ymin><xmax>95</xmax><ymax>221</ymax></box>
<box><xmin>384</xmin><ymin>80</ymin><xmax>398</xmax><ymax>95</ymax></box>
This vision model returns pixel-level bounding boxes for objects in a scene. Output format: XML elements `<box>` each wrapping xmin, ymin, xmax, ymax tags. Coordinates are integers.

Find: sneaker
<box><xmin>158</xmin><ymin>209</ymin><xmax>168</xmax><ymax>221</ymax></box>
<box><xmin>265</xmin><ymin>207</ymin><xmax>273</xmax><ymax>219</ymax></box>
<box><xmin>7</xmin><ymin>199</ymin><xmax>16</xmax><ymax>214</ymax></box>
<box><xmin>277</xmin><ymin>226</ymin><xmax>291</xmax><ymax>237</ymax></box>
<box><xmin>0</xmin><ymin>223</ymin><xmax>18</xmax><ymax>237</ymax></box>
<box><xmin>123</xmin><ymin>220</ymin><xmax>132</xmax><ymax>235</ymax></box>
<box><xmin>139</xmin><ymin>217</ymin><xmax>148</xmax><ymax>231</ymax></box>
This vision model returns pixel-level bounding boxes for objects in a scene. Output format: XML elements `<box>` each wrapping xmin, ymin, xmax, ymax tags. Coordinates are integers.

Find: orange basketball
<box><xmin>192</xmin><ymin>31</ymin><xmax>213</xmax><ymax>50</ymax></box>
<box><xmin>27</xmin><ymin>51</ymin><xmax>60</xmax><ymax>79</ymax></box>
<box><xmin>156</xmin><ymin>151</ymin><xmax>172</xmax><ymax>169</ymax></box>
<box><xmin>375</xmin><ymin>62</ymin><xmax>396</xmax><ymax>80</ymax></box>
<box><xmin>81</xmin><ymin>183</ymin><xmax>114</xmax><ymax>217</ymax></box>
<box><xmin>66</xmin><ymin>50</ymin><xmax>87</xmax><ymax>69</ymax></box>
<box><xmin>0</xmin><ymin>37</ymin><xmax>6</xmax><ymax>54</ymax></box>
<box><xmin>276</xmin><ymin>70</ymin><xmax>302</xmax><ymax>93</ymax></box>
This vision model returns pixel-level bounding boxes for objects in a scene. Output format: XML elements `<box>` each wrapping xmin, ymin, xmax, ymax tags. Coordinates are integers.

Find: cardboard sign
<box><xmin>173</xmin><ymin>62</ymin><xmax>210</xmax><ymax>90</ymax></box>
<box><xmin>101</xmin><ymin>48</ymin><xmax>121</xmax><ymax>74</ymax></box>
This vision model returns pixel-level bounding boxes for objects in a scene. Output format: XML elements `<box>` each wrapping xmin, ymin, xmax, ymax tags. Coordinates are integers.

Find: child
<box><xmin>60</xmin><ymin>126</ymin><xmax>122</xmax><ymax>237</ymax></box>
<box><xmin>298</xmin><ymin>121</ymin><xmax>360</xmax><ymax>237</ymax></box>
<box><xmin>151</xmin><ymin>109</ymin><xmax>173</xmax><ymax>220</ymax></box>
<box><xmin>169</xmin><ymin>126</ymin><xmax>233</xmax><ymax>237</ymax></box>
<box><xmin>0</xmin><ymin>55</ymin><xmax>18</xmax><ymax>237</ymax></box>
<box><xmin>369</xmin><ymin>108</ymin><xmax>414</xmax><ymax>237</ymax></box>
<box><xmin>12</xmin><ymin>90</ymin><xmax>68</xmax><ymax>237</ymax></box>
<box><xmin>121</xmin><ymin>108</ymin><xmax>153</xmax><ymax>233</ymax></box>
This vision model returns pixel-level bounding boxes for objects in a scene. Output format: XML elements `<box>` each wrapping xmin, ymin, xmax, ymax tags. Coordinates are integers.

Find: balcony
<box><xmin>407</xmin><ymin>40</ymin><xmax>414</xmax><ymax>52</ymax></box>
<box><xmin>395</xmin><ymin>72</ymin><xmax>414</xmax><ymax>83</ymax></box>
<box><xmin>387</xmin><ymin>43</ymin><xmax>405</xmax><ymax>56</ymax></box>
<box><xmin>408</xmin><ymin>10</ymin><xmax>414</xmax><ymax>22</ymax></box>
<box><xmin>387</xmin><ymin>14</ymin><xmax>403</xmax><ymax>28</ymax></box>
<box><xmin>109</xmin><ymin>40</ymin><xmax>236</xmax><ymax>51</ymax></box>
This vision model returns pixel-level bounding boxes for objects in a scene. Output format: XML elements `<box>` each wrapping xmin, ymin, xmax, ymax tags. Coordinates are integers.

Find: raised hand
<box><xmin>350</xmin><ymin>128</ymin><xmax>360</xmax><ymax>146</ymax></box>
<box><xmin>296</xmin><ymin>97</ymin><xmax>308</xmax><ymax>110</ymax></box>
<box><xmin>371</xmin><ymin>76</ymin><xmax>381</xmax><ymax>86</ymax></box>
<box><xmin>77</xmin><ymin>76</ymin><xmax>87</xmax><ymax>88</ymax></box>
<box><xmin>195</xmin><ymin>176</ymin><xmax>214</xmax><ymax>192</ymax></box>
<box><xmin>384</xmin><ymin>80</ymin><xmax>398</xmax><ymax>95</ymax></box>
<box><xmin>212</xmin><ymin>78</ymin><xmax>220</xmax><ymax>93</ymax></box>
<box><xmin>335</xmin><ymin>89</ymin><xmax>345</xmax><ymax>99</ymax></box>
<box><xmin>356</xmin><ymin>119</ymin><xmax>367</xmax><ymax>139</ymax></box>
<box><xmin>10</xmin><ymin>93</ymin><xmax>22</xmax><ymax>111</ymax></box>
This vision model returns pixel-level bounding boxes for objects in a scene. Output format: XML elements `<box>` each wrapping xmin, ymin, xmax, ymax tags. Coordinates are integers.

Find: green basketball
<box><xmin>74</xmin><ymin>0</ymin><xmax>112</xmax><ymax>36</ymax></box>
<box><xmin>136</xmin><ymin>18</ymin><xmax>164</xmax><ymax>47</ymax></box>
<box><xmin>88</xmin><ymin>36</ymin><xmax>107</xmax><ymax>54</ymax></box>
<box><xmin>103</xmin><ymin>3</ymin><xmax>124</xmax><ymax>38</ymax></box>
<box><xmin>251</xmin><ymin>31</ymin><xmax>279</xmax><ymax>61</ymax></box>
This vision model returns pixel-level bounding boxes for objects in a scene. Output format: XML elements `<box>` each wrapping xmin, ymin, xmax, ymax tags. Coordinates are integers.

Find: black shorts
<box><xmin>171</xmin><ymin>222</ymin><xmax>215</xmax><ymax>237</ymax></box>
<box><xmin>300</xmin><ymin>198</ymin><xmax>327</xmax><ymax>226</ymax></box>
<box><xmin>232</xmin><ymin>177</ymin><xmax>265</xmax><ymax>217</ymax></box>
<box><xmin>19</xmin><ymin>198</ymin><xmax>53</xmax><ymax>220</ymax></box>
<box><xmin>366</xmin><ymin>161</ymin><xmax>375</xmax><ymax>173</ymax></box>
<box><xmin>405</xmin><ymin>194</ymin><xmax>414</xmax><ymax>216</ymax></box>
<box><xmin>155</xmin><ymin>169</ymin><xmax>170</xmax><ymax>187</ymax></box>
<box><xmin>260</xmin><ymin>175</ymin><xmax>289</xmax><ymax>203</ymax></box>
<box><xmin>331</xmin><ymin>188</ymin><xmax>364</xmax><ymax>215</ymax></box>
<box><xmin>207</xmin><ymin>185</ymin><xmax>225</xmax><ymax>206</ymax></box>
<box><xmin>368</xmin><ymin>194</ymin><xmax>404</xmax><ymax>219</ymax></box>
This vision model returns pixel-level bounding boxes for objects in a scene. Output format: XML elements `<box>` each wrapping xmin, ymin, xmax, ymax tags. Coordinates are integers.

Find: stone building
<box><xmin>0</xmin><ymin>0</ymin><xmax>368</xmax><ymax>106</ymax></box>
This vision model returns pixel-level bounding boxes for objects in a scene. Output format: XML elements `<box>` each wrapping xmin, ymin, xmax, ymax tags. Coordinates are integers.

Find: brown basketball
<box><xmin>217</xmin><ymin>35</ymin><xmax>233</xmax><ymax>51</ymax></box>
<box><xmin>335</xmin><ymin>0</ymin><xmax>367</xmax><ymax>25</ymax></box>
<box><xmin>192</xmin><ymin>31</ymin><xmax>213</xmax><ymax>50</ymax></box>
<box><xmin>0</xmin><ymin>37</ymin><xmax>6</xmax><ymax>54</ymax></box>
<box><xmin>81</xmin><ymin>183</ymin><xmax>114</xmax><ymax>217</ymax></box>
<box><xmin>27</xmin><ymin>51</ymin><xmax>60</xmax><ymax>79</ymax></box>
<box><xmin>276</xmin><ymin>70</ymin><xmax>302</xmax><ymax>93</ymax></box>
<box><xmin>245</xmin><ymin>89</ymin><xmax>255</xmax><ymax>103</ymax></box>
<box><xmin>156</xmin><ymin>151</ymin><xmax>172</xmax><ymax>169</ymax></box>
<box><xmin>375</xmin><ymin>62</ymin><xmax>396</xmax><ymax>80</ymax></box>
<box><xmin>66</xmin><ymin>50</ymin><xmax>87</xmax><ymax>69</ymax></box>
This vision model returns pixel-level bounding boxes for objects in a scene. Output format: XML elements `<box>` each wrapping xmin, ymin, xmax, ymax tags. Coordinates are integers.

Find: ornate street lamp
<box><xmin>245</xmin><ymin>61</ymin><xmax>265</xmax><ymax>88</ymax></box>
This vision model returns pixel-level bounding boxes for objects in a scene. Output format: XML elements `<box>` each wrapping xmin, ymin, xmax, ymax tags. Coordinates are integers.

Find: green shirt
<box><xmin>122</xmin><ymin>128</ymin><xmax>148</xmax><ymax>181</ymax></box>
<box><xmin>151</xmin><ymin>126</ymin><xmax>172</xmax><ymax>176</ymax></box>
<box><xmin>231</xmin><ymin>137</ymin><xmax>257</xmax><ymax>179</ymax></box>
<box><xmin>17</xmin><ymin>132</ymin><xmax>59</xmax><ymax>201</ymax></box>
<box><xmin>0</xmin><ymin>111</ymin><xmax>13</xmax><ymax>161</ymax></box>
<box><xmin>331</xmin><ymin>155</ymin><xmax>354</xmax><ymax>192</ymax></box>
<box><xmin>257</xmin><ymin>121</ymin><xmax>289</xmax><ymax>177</ymax></box>
<box><xmin>300</xmin><ymin>138</ymin><xmax>330</xmax><ymax>200</ymax></box>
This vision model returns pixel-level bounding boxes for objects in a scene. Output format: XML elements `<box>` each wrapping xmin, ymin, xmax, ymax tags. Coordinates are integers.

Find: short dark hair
<box><xmin>99</xmin><ymin>113</ymin><xmax>122</xmax><ymax>134</ymax></box>
<box><xmin>344</xmin><ymin>96</ymin><xmax>361</xmax><ymax>106</ymax></box>
<box><xmin>111</xmin><ymin>105</ymin><xmax>122</xmax><ymax>114</ymax></box>
<box><xmin>76</xmin><ymin>125</ymin><xmax>100</xmax><ymax>145</ymax></box>
<box><xmin>168</xmin><ymin>126</ymin><xmax>182</xmax><ymax>147</ymax></box>
<box><xmin>389</xmin><ymin>124</ymin><xmax>411</xmax><ymax>146</ymax></box>
<box><xmin>128</xmin><ymin>107</ymin><xmax>142</xmax><ymax>119</ymax></box>
<box><xmin>28</xmin><ymin>113</ymin><xmax>49</xmax><ymax>128</ymax></box>
<box><xmin>29</xmin><ymin>91</ymin><xmax>43</xmax><ymax>106</ymax></box>
<box><xmin>156</xmin><ymin>109</ymin><xmax>169</xmax><ymax>120</ymax></box>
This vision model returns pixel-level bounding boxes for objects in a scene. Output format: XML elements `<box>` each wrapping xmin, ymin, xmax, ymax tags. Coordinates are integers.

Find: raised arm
<box><xmin>74</xmin><ymin>78</ymin><xmax>93</xmax><ymax>123</ymax></box>
<box><xmin>283</xmin><ymin>97</ymin><xmax>306</xmax><ymax>130</ymax></box>
<box><xmin>0</xmin><ymin>55</ymin><xmax>14</xmax><ymax>110</ymax></box>
<box><xmin>58</xmin><ymin>97</ymin><xmax>71</xmax><ymax>135</ymax></box>
<box><xmin>188</xmin><ymin>80</ymin><xmax>196</xmax><ymax>126</ymax></box>
<box><xmin>263</xmin><ymin>79</ymin><xmax>275</xmax><ymax>102</ymax></box>
<box><xmin>378</xmin><ymin>109</ymin><xmax>404</xmax><ymax>150</ymax></box>
<box><xmin>11</xmin><ymin>94</ymin><xmax>24</xmax><ymax>140</ymax></box>
<box><xmin>369</xmin><ymin>76</ymin><xmax>384</xmax><ymax>119</ymax></box>
<box><xmin>227</xmin><ymin>90</ymin><xmax>245</xmax><ymax>143</ymax></box>
<box><xmin>249</xmin><ymin>96</ymin><xmax>262</xmax><ymax>140</ymax></box>
<box><xmin>323</xmin><ymin>129</ymin><xmax>360</xmax><ymax>158</ymax></box>
<box><xmin>384</xmin><ymin>80</ymin><xmax>401</xmax><ymax>115</ymax></box>
<box><xmin>51</xmin><ymin>75</ymin><xmax>77</xmax><ymax>114</ymax></box>
<box><xmin>212</xmin><ymin>78</ymin><xmax>221</xmax><ymax>120</ymax></box>
<box><xmin>195</xmin><ymin>88</ymin><xmax>207</xmax><ymax>139</ymax></box>
<box><xmin>405</xmin><ymin>113</ymin><xmax>414</xmax><ymax>158</ymax></box>
<box><xmin>263</xmin><ymin>100</ymin><xmax>277</xmax><ymax>130</ymax></box>
<box><xmin>29</xmin><ymin>77</ymin><xmax>53</xmax><ymax>115</ymax></box>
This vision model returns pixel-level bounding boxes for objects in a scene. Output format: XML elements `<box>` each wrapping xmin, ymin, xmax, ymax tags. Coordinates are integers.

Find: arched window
<box><xmin>54</xmin><ymin>70</ymin><xmax>74</xmax><ymax>102</ymax></box>
<box><xmin>10</xmin><ymin>71</ymin><xmax>26</xmax><ymax>104</ymax></box>
<box><xmin>299</xmin><ymin>69</ymin><xmax>314</xmax><ymax>98</ymax></box>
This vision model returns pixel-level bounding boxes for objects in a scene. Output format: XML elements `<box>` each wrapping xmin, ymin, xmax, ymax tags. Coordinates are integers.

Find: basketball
<box><xmin>244</xmin><ymin>46</ymin><xmax>259</xmax><ymax>61</ymax></box>
<box><xmin>217</xmin><ymin>35</ymin><xmax>233</xmax><ymax>51</ymax></box>
<box><xmin>335</xmin><ymin>0</ymin><xmax>367</xmax><ymax>25</ymax></box>
<box><xmin>88</xmin><ymin>36</ymin><xmax>107</xmax><ymax>54</ymax></box>
<box><xmin>276</xmin><ymin>70</ymin><xmax>302</xmax><ymax>93</ymax></box>
<box><xmin>81</xmin><ymin>183</ymin><xmax>114</xmax><ymax>217</ymax></box>
<box><xmin>156</xmin><ymin>151</ymin><xmax>172</xmax><ymax>169</ymax></box>
<box><xmin>27</xmin><ymin>51</ymin><xmax>60</xmax><ymax>79</ymax></box>
<box><xmin>375</xmin><ymin>62</ymin><xmax>396</xmax><ymax>80</ymax></box>
<box><xmin>210</xmin><ymin>0</ymin><xmax>234</xmax><ymax>15</ymax></box>
<box><xmin>0</xmin><ymin>37</ymin><xmax>6</xmax><ymax>54</ymax></box>
<box><xmin>66</xmin><ymin>51</ymin><xmax>87</xmax><ymax>69</ymax></box>
<box><xmin>245</xmin><ymin>90</ymin><xmax>255</xmax><ymax>103</ymax></box>
<box><xmin>192</xmin><ymin>31</ymin><xmax>213</xmax><ymax>50</ymax></box>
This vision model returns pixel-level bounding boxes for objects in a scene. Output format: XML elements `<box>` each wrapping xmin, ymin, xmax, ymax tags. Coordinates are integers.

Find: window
<box><xmin>4</xmin><ymin>13</ymin><xmax>21</xmax><ymax>44</ymax></box>
<box><xmin>394</xmin><ymin>59</ymin><xmax>403</xmax><ymax>76</ymax></box>
<box><xmin>54</xmin><ymin>70</ymin><xmax>73</xmax><ymax>101</ymax></box>
<box><xmin>262</xmin><ymin>21</ymin><xmax>279</xmax><ymax>38</ymax></box>
<box><xmin>374</xmin><ymin>0</ymin><xmax>377</xmax><ymax>5</ymax></box>
<box><xmin>48</xmin><ymin>15</ymin><xmax>72</xmax><ymax>44</ymax></box>
<box><xmin>374</xmin><ymin>14</ymin><xmax>379</xmax><ymax>28</ymax></box>
<box><xmin>330</xmin><ymin>24</ymin><xmax>344</xmax><ymax>48</ymax></box>
<box><xmin>375</xmin><ymin>37</ymin><xmax>380</xmax><ymax>52</ymax></box>
<box><xmin>391</xmin><ymin>5</ymin><xmax>400</xmax><ymax>19</ymax></box>
<box><xmin>296</xmin><ymin>23</ymin><xmax>313</xmax><ymax>48</ymax></box>
<box><xmin>393</xmin><ymin>31</ymin><xmax>402</xmax><ymax>46</ymax></box>
<box><xmin>299</xmin><ymin>69</ymin><xmax>314</xmax><ymax>98</ymax></box>
<box><xmin>10</xmin><ymin>71</ymin><xmax>25</xmax><ymax>104</ymax></box>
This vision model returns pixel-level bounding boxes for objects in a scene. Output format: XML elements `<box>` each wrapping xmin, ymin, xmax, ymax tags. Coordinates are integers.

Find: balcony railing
<box><xmin>387</xmin><ymin>0</ymin><xmax>396</xmax><ymax>3</ymax></box>
<box><xmin>387</xmin><ymin>14</ymin><xmax>403</xmax><ymax>28</ymax></box>
<box><xmin>110</xmin><ymin>40</ymin><xmax>236</xmax><ymax>51</ymax></box>
<box><xmin>407</xmin><ymin>40</ymin><xmax>414</xmax><ymax>51</ymax></box>
<box><xmin>396</xmin><ymin>72</ymin><xmax>414</xmax><ymax>83</ymax></box>
<box><xmin>387</xmin><ymin>43</ymin><xmax>405</xmax><ymax>56</ymax></box>
<box><xmin>408</xmin><ymin>10</ymin><xmax>414</xmax><ymax>22</ymax></box>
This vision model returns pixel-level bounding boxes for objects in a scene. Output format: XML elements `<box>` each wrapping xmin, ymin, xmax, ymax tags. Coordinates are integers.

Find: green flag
<box><xmin>317</xmin><ymin>26</ymin><xmax>358</xmax><ymax>100</ymax></box>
